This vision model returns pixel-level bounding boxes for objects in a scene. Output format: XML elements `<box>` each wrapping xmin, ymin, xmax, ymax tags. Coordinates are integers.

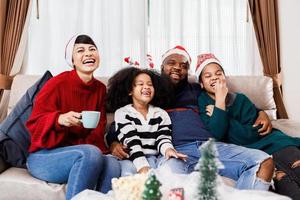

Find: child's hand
<box><xmin>215</xmin><ymin>78</ymin><xmax>228</xmax><ymax>110</ymax></box>
<box><xmin>206</xmin><ymin>105</ymin><xmax>214</xmax><ymax>117</ymax></box>
<box><xmin>165</xmin><ymin>148</ymin><xmax>188</xmax><ymax>161</ymax></box>
<box><xmin>138</xmin><ymin>166</ymin><xmax>150</xmax><ymax>174</ymax></box>
<box><xmin>215</xmin><ymin>78</ymin><xmax>228</xmax><ymax>100</ymax></box>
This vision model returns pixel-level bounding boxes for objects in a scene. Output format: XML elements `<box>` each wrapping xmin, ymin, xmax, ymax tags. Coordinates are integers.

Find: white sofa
<box><xmin>0</xmin><ymin>74</ymin><xmax>299</xmax><ymax>200</ymax></box>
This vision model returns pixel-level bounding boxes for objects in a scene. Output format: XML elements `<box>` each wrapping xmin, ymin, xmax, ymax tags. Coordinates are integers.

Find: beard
<box><xmin>173</xmin><ymin>76</ymin><xmax>188</xmax><ymax>93</ymax></box>
<box><xmin>161</xmin><ymin>73</ymin><xmax>188</xmax><ymax>96</ymax></box>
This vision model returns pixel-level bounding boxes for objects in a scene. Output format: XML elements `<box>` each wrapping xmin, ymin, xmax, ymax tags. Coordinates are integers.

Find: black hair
<box><xmin>199</xmin><ymin>63</ymin><xmax>225</xmax><ymax>83</ymax></box>
<box><xmin>106</xmin><ymin>67</ymin><xmax>175</xmax><ymax>112</ymax></box>
<box><xmin>74</xmin><ymin>34</ymin><xmax>97</xmax><ymax>48</ymax></box>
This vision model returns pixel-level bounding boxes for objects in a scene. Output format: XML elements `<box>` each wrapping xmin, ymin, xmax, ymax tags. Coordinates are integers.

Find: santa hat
<box><xmin>65</xmin><ymin>34</ymin><xmax>80</xmax><ymax>67</ymax></box>
<box><xmin>161</xmin><ymin>45</ymin><xmax>191</xmax><ymax>65</ymax></box>
<box><xmin>195</xmin><ymin>53</ymin><xmax>222</xmax><ymax>81</ymax></box>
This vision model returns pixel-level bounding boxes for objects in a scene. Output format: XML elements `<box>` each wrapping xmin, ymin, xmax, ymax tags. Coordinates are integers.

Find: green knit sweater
<box><xmin>198</xmin><ymin>92</ymin><xmax>300</xmax><ymax>154</ymax></box>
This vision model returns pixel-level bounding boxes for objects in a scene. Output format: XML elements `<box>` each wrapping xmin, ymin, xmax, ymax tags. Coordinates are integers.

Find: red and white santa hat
<box><xmin>195</xmin><ymin>53</ymin><xmax>222</xmax><ymax>81</ymax></box>
<box><xmin>161</xmin><ymin>45</ymin><xmax>192</xmax><ymax>65</ymax></box>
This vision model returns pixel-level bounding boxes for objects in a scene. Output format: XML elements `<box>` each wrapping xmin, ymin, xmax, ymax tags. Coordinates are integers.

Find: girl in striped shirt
<box><xmin>107</xmin><ymin>67</ymin><xmax>187</xmax><ymax>175</ymax></box>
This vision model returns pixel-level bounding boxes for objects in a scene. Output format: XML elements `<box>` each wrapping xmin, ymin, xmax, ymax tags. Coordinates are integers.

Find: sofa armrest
<box><xmin>272</xmin><ymin>119</ymin><xmax>300</xmax><ymax>138</ymax></box>
<box><xmin>0</xmin><ymin>155</ymin><xmax>9</xmax><ymax>173</ymax></box>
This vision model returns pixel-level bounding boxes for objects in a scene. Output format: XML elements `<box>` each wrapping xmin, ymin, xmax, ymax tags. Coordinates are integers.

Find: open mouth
<box><xmin>210</xmin><ymin>82</ymin><xmax>216</xmax><ymax>88</ymax></box>
<box><xmin>83</xmin><ymin>58</ymin><xmax>96</xmax><ymax>64</ymax></box>
<box><xmin>170</xmin><ymin>72</ymin><xmax>180</xmax><ymax>79</ymax></box>
<box><xmin>141</xmin><ymin>90</ymin><xmax>151</xmax><ymax>96</ymax></box>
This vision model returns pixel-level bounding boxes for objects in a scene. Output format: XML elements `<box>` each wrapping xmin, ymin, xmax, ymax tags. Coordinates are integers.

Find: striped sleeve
<box><xmin>114</xmin><ymin>108</ymin><xmax>149</xmax><ymax>171</ymax></box>
<box><xmin>155</xmin><ymin>109</ymin><xmax>174</xmax><ymax>156</ymax></box>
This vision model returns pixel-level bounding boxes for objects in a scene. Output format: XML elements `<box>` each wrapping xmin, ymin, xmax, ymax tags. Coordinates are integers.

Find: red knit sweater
<box><xmin>26</xmin><ymin>70</ymin><xmax>108</xmax><ymax>153</ymax></box>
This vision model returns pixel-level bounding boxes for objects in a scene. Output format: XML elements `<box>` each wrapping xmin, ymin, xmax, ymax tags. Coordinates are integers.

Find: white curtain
<box><xmin>22</xmin><ymin>0</ymin><xmax>147</xmax><ymax>77</ymax></box>
<box><xmin>23</xmin><ymin>0</ymin><xmax>262</xmax><ymax>77</ymax></box>
<box><xmin>148</xmin><ymin>0</ymin><xmax>262</xmax><ymax>75</ymax></box>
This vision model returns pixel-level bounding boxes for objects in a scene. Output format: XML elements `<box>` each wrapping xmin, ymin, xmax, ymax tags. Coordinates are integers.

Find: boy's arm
<box><xmin>198</xmin><ymin>94</ymin><xmax>229</xmax><ymax>141</ymax></box>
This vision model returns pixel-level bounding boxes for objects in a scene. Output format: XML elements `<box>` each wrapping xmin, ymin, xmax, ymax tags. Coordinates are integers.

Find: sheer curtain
<box><xmin>148</xmin><ymin>0</ymin><xmax>262</xmax><ymax>75</ymax></box>
<box><xmin>22</xmin><ymin>0</ymin><xmax>147</xmax><ymax>77</ymax></box>
<box><xmin>23</xmin><ymin>0</ymin><xmax>261</xmax><ymax>77</ymax></box>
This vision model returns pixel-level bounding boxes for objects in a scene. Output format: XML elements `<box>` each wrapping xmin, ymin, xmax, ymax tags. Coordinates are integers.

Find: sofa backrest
<box><xmin>226</xmin><ymin>76</ymin><xmax>276</xmax><ymax>120</ymax></box>
<box><xmin>9</xmin><ymin>74</ymin><xmax>276</xmax><ymax>121</ymax></box>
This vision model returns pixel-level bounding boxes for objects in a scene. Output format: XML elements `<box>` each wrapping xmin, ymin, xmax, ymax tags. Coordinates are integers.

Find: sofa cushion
<box><xmin>0</xmin><ymin>71</ymin><xmax>53</xmax><ymax>168</ymax></box>
<box><xmin>226</xmin><ymin>76</ymin><xmax>276</xmax><ymax>120</ymax></box>
<box><xmin>0</xmin><ymin>167</ymin><xmax>65</xmax><ymax>200</ymax></box>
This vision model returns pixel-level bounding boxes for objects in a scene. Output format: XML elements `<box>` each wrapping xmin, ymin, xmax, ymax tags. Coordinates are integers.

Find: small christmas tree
<box><xmin>142</xmin><ymin>171</ymin><xmax>162</xmax><ymax>200</ymax></box>
<box><xmin>197</xmin><ymin>138</ymin><xmax>218</xmax><ymax>200</ymax></box>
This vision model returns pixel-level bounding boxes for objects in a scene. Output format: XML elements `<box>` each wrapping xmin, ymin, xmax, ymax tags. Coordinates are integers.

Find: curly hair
<box><xmin>106</xmin><ymin>67</ymin><xmax>174</xmax><ymax>112</ymax></box>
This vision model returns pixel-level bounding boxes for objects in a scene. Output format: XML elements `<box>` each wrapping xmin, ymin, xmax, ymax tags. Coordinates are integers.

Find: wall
<box><xmin>278</xmin><ymin>0</ymin><xmax>300</xmax><ymax>120</ymax></box>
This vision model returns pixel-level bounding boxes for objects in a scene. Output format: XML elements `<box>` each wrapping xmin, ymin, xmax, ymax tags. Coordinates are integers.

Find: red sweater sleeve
<box><xmin>27</xmin><ymin>78</ymin><xmax>66</xmax><ymax>152</ymax></box>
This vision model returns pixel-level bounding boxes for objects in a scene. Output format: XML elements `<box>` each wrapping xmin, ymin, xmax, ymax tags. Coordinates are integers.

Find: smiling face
<box><xmin>161</xmin><ymin>54</ymin><xmax>189</xmax><ymax>84</ymax></box>
<box><xmin>200</xmin><ymin>63</ymin><xmax>225</xmax><ymax>94</ymax></box>
<box><xmin>130</xmin><ymin>73</ymin><xmax>155</xmax><ymax>107</ymax></box>
<box><xmin>72</xmin><ymin>43</ymin><xmax>100</xmax><ymax>76</ymax></box>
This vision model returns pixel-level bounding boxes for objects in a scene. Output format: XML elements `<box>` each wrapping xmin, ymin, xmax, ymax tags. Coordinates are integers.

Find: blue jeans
<box><xmin>120</xmin><ymin>155</ymin><xmax>165</xmax><ymax>176</ymax></box>
<box><xmin>27</xmin><ymin>144</ymin><xmax>121</xmax><ymax>200</ymax></box>
<box><xmin>161</xmin><ymin>141</ymin><xmax>271</xmax><ymax>190</ymax></box>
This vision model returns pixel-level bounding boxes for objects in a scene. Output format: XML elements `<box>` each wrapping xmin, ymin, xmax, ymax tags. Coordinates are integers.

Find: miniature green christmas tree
<box><xmin>198</xmin><ymin>138</ymin><xmax>218</xmax><ymax>200</ymax></box>
<box><xmin>142</xmin><ymin>171</ymin><xmax>162</xmax><ymax>200</ymax></box>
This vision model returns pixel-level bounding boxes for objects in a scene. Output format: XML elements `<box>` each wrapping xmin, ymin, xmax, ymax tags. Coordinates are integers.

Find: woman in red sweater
<box><xmin>26</xmin><ymin>34</ymin><xmax>120</xmax><ymax>200</ymax></box>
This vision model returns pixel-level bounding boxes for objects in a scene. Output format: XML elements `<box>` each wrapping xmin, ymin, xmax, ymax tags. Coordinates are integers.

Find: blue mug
<box><xmin>81</xmin><ymin>111</ymin><xmax>101</xmax><ymax>129</ymax></box>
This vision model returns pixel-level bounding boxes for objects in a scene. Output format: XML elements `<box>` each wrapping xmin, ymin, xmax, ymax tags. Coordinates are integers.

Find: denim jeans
<box><xmin>27</xmin><ymin>144</ymin><xmax>121</xmax><ymax>200</ymax></box>
<box><xmin>161</xmin><ymin>141</ymin><xmax>271</xmax><ymax>190</ymax></box>
<box><xmin>120</xmin><ymin>155</ymin><xmax>165</xmax><ymax>176</ymax></box>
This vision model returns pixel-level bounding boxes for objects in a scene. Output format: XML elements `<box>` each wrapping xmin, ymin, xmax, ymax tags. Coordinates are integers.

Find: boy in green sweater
<box><xmin>196</xmin><ymin>53</ymin><xmax>300</xmax><ymax>199</ymax></box>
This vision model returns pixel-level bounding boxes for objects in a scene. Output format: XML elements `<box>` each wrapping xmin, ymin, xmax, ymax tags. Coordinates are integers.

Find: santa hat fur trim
<box><xmin>161</xmin><ymin>45</ymin><xmax>192</xmax><ymax>65</ymax></box>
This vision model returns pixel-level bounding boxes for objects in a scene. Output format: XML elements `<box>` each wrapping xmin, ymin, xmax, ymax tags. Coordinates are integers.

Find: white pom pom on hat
<box><xmin>195</xmin><ymin>53</ymin><xmax>222</xmax><ymax>81</ymax></box>
<box><xmin>161</xmin><ymin>45</ymin><xmax>192</xmax><ymax>65</ymax></box>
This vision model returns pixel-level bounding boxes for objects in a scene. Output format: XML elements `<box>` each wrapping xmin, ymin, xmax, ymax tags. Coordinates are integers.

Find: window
<box><xmin>23</xmin><ymin>0</ymin><xmax>262</xmax><ymax>77</ymax></box>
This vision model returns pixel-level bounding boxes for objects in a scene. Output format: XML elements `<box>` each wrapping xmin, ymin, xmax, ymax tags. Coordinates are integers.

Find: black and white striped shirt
<box><xmin>115</xmin><ymin>104</ymin><xmax>174</xmax><ymax>171</ymax></box>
